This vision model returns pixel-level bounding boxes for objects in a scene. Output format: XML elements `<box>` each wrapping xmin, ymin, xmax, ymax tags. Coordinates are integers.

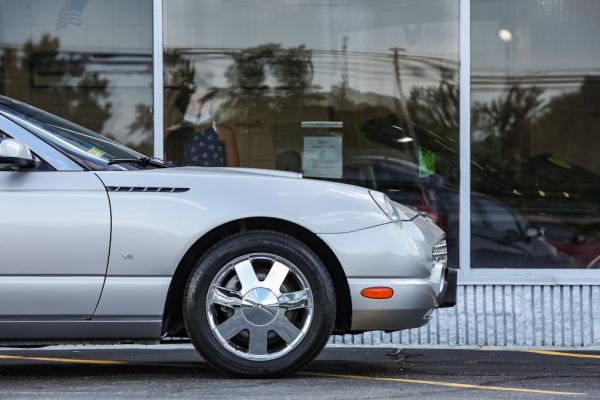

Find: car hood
<box><xmin>94</xmin><ymin>166</ymin><xmax>396</xmax><ymax>234</ymax></box>
<box><xmin>161</xmin><ymin>168</ymin><xmax>418</xmax><ymax>220</ymax></box>
<box><xmin>98</xmin><ymin>166</ymin><xmax>420</xmax><ymax>222</ymax></box>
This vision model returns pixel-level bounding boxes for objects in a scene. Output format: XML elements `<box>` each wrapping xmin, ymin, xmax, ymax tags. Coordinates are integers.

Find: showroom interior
<box><xmin>0</xmin><ymin>0</ymin><xmax>599</xmax><ymax>347</ymax></box>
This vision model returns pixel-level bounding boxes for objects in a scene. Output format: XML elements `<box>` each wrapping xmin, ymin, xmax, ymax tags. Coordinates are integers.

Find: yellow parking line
<box><xmin>299</xmin><ymin>371</ymin><xmax>584</xmax><ymax>397</ymax></box>
<box><xmin>525</xmin><ymin>350</ymin><xmax>600</xmax><ymax>360</ymax></box>
<box><xmin>0</xmin><ymin>353</ymin><xmax>587</xmax><ymax>396</ymax></box>
<box><xmin>0</xmin><ymin>354</ymin><xmax>124</xmax><ymax>365</ymax></box>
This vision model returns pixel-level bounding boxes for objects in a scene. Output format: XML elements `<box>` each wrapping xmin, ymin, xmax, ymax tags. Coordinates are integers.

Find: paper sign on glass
<box><xmin>302</xmin><ymin>136</ymin><xmax>343</xmax><ymax>178</ymax></box>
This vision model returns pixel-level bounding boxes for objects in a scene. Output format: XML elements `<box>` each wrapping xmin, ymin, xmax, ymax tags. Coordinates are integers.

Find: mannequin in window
<box><xmin>166</xmin><ymin>88</ymin><xmax>239</xmax><ymax>167</ymax></box>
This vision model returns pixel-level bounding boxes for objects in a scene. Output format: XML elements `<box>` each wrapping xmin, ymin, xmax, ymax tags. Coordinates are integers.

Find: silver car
<box><xmin>0</xmin><ymin>96</ymin><xmax>456</xmax><ymax>377</ymax></box>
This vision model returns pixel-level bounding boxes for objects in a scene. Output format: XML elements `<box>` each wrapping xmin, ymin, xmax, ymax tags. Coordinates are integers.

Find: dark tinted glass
<box><xmin>471</xmin><ymin>0</ymin><xmax>600</xmax><ymax>268</ymax></box>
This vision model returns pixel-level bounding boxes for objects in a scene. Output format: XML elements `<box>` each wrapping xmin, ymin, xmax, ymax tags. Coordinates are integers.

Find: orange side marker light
<box><xmin>361</xmin><ymin>287</ymin><xmax>394</xmax><ymax>299</ymax></box>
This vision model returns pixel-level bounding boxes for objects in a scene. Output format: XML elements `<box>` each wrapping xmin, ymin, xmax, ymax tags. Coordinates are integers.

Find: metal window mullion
<box><xmin>152</xmin><ymin>0</ymin><xmax>164</xmax><ymax>159</ymax></box>
<box><xmin>459</xmin><ymin>0</ymin><xmax>471</xmax><ymax>278</ymax></box>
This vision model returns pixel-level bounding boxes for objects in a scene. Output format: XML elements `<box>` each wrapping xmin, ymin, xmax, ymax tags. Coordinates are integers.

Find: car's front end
<box><xmin>319</xmin><ymin>191</ymin><xmax>457</xmax><ymax>332</ymax></box>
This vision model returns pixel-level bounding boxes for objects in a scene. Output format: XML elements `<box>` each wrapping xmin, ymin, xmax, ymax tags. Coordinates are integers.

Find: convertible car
<box><xmin>0</xmin><ymin>96</ymin><xmax>456</xmax><ymax>377</ymax></box>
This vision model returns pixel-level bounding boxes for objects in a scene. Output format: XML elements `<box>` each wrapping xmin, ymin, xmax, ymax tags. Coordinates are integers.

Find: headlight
<box><xmin>369</xmin><ymin>190</ymin><xmax>400</xmax><ymax>223</ymax></box>
<box><xmin>432</xmin><ymin>238</ymin><xmax>448</xmax><ymax>265</ymax></box>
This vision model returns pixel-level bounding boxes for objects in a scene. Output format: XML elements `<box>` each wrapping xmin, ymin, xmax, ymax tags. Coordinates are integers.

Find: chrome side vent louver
<box><xmin>106</xmin><ymin>186</ymin><xmax>189</xmax><ymax>193</ymax></box>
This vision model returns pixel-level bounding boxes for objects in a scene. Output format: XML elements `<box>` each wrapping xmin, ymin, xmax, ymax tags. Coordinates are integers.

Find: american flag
<box><xmin>56</xmin><ymin>0</ymin><xmax>89</xmax><ymax>30</ymax></box>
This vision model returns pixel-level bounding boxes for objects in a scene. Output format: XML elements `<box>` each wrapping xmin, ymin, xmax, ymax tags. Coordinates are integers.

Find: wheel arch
<box><xmin>161</xmin><ymin>217</ymin><xmax>352</xmax><ymax>337</ymax></box>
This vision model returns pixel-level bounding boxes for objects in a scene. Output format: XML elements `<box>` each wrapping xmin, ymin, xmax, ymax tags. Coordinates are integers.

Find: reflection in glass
<box><xmin>0</xmin><ymin>0</ymin><xmax>153</xmax><ymax>154</ymax></box>
<box><xmin>471</xmin><ymin>0</ymin><xmax>600</xmax><ymax>268</ymax></box>
<box><xmin>163</xmin><ymin>0</ymin><xmax>460</xmax><ymax>266</ymax></box>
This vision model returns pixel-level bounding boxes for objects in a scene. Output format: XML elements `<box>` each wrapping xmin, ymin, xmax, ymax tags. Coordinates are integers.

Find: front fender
<box><xmin>94</xmin><ymin>169</ymin><xmax>389</xmax><ymax>278</ymax></box>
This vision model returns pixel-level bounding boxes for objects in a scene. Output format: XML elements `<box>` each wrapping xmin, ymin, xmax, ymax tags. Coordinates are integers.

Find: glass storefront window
<box><xmin>0</xmin><ymin>0</ymin><xmax>153</xmax><ymax>155</ymax></box>
<box><xmin>163</xmin><ymin>0</ymin><xmax>460</xmax><ymax>266</ymax></box>
<box><xmin>471</xmin><ymin>0</ymin><xmax>600</xmax><ymax>268</ymax></box>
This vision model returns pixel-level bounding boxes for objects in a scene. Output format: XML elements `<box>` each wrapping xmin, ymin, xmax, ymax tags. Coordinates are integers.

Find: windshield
<box><xmin>0</xmin><ymin>96</ymin><xmax>149</xmax><ymax>170</ymax></box>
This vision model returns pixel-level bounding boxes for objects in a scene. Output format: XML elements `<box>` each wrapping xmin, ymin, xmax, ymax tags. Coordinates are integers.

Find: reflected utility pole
<box><xmin>391</xmin><ymin>47</ymin><xmax>415</xmax><ymax>141</ymax></box>
<box><xmin>341</xmin><ymin>35</ymin><xmax>349</xmax><ymax>100</ymax></box>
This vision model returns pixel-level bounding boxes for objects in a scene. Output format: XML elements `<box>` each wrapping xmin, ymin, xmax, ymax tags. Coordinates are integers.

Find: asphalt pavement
<box><xmin>0</xmin><ymin>345</ymin><xmax>597</xmax><ymax>399</ymax></box>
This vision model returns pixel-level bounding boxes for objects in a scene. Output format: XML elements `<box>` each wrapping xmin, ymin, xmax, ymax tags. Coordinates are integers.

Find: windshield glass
<box><xmin>0</xmin><ymin>96</ymin><xmax>148</xmax><ymax>170</ymax></box>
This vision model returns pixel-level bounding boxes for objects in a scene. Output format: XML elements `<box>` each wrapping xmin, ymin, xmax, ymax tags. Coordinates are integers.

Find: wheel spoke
<box><xmin>248</xmin><ymin>325</ymin><xmax>269</xmax><ymax>355</ymax></box>
<box><xmin>262</xmin><ymin>260</ymin><xmax>289</xmax><ymax>294</ymax></box>
<box><xmin>272</xmin><ymin>315</ymin><xmax>302</xmax><ymax>344</ymax></box>
<box><xmin>216</xmin><ymin>311</ymin><xmax>247</xmax><ymax>341</ymax></box>
<box><xmin>278</xmin><ymin>289</ymin><xmax>309</xmax><ymax>310</ymax></box>
<box><xmin>211</xmin><ymin>286</ymin><xmax>242</xmax><ymax>309</ymax></box>
<box><xmin>234</xmin><ymin>259</ymin><xmax>259</xmax><ymax>294</ymax></box>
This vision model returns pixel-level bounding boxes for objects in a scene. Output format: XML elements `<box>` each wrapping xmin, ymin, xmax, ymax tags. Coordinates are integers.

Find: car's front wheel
<box><xmin>183</xmin><ymin>230</ymin><xmax>336</xmax><ymax>377</ymax></box>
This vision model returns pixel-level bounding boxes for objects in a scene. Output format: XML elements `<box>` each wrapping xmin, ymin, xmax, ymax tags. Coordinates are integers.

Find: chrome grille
<box><xmin>432</xmin><ymin>238</ymin><xmax>447</xmax><ymax>264</ymax></box>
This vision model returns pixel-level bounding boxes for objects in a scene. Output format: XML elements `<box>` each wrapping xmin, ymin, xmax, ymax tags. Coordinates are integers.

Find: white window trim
<box><xmin>459</xmin><ymin>0</ymin><xmax>471</xmax><ymax>279</ymax></box>
<box><xmin>152</xmin><ymin>0</ymin><xmax>164</xmax><ymax>159</ymax></box>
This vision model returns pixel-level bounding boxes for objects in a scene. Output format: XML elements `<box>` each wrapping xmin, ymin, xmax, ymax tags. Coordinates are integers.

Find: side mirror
<box><xmin>525</xmin><ymin>226</ymin><xmax>543</xmax><ymax>238</ymax></box>
<box><xmin>0</xmin><ymin>139</ymin><xmax>36</xmax><ymax>170</ymax></box>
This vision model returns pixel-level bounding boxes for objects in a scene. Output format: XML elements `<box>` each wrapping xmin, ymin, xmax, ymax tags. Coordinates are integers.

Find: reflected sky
<box><xmin>472</xmin><ymin>0</ymin><xmax>600</xmax><ymax>100</ymax></box>
<box><xmin>164</xmin><ymin>0</ymin><xmax>458</xmax><ymax>98</ymax></box>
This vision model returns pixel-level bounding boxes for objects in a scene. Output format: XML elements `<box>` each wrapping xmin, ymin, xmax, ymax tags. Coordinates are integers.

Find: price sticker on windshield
<box><xmin>88</xmin><ymin>147</ymin><xmax>106</xmax><ymax>157</ymax></box>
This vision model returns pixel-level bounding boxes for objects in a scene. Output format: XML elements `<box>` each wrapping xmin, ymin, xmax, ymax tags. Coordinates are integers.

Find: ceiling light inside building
<box><xmin>498</xmin><ymin>28</ymin><xmax>513</xmax><ymax>42</ymax></box>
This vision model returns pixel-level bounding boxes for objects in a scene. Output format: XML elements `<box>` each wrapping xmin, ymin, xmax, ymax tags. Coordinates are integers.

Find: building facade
<box><xmin>1</xmin><ymin>0</ymin><xmax>599</xmax><ymax>346</ymax></box>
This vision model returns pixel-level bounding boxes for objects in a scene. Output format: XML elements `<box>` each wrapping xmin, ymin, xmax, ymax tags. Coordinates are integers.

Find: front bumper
<box><xmin>348</xmin><ymin>266</ymin><xmax>457</xmax><ymax>331</ymax></box>
<box><xmin>318</xmin><ymin>219</ymin><xmax>456</xmax><ymax>332</ymax></box>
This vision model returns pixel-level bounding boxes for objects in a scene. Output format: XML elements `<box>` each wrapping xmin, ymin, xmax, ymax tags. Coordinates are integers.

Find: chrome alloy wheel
<box><xmin>206</xmin><ymin>253</ymin><xmax>314</xmax><ymax>361</ymax></box>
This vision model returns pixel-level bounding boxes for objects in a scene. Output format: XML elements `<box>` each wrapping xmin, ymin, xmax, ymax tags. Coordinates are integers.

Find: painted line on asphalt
<box><xmin>0</xmin><ymin>353</ymin><xmax>587</xmax><ymax>396</ymax></box>
<box><xmin>525</xmin><ymin>350</ymin><xmax>600</xmax><ymax>360</ymax></box>
<box><xmin>299</xmin><ymin>371</ymin><xmax>584</xmax><ymax>396</ymax></box>
<box><xmin>0</xmin><ymin>354</ymin><xmax>125</xmax><ymax>365</ymax></box>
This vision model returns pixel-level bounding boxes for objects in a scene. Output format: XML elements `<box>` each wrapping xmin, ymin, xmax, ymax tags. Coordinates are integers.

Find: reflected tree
<box><xmin>470</xmin><ymin>80</ymin><xmax>600</xmax><ymax>196</ymax></box>
<box><xmin>1</xmin><ymin>34</ymin><xmax>111</xmax><ymax>134</ymax></box>
<box><xmin>536</xmin><ymin>76</ymin><xmax>600</xmax><ymax>177</ymax></box>
<box><xmin>408</xmin><ymin>79</ymin><xmax>458</xmax><ymax>137</ymax></box>
<box><xmin>472</xmin><ymin>85</ymin><xmax>545</xmax><ymax>173</ymax></box>
<box><xmin>406</xmin><ymin>80</ymin><xmax>459</xmax><ymax>187</ymax></box>
<box><xmin>225</xmin><ymin>43</ymin><xmax>313</xmax><ymax>92</ymax></box>
<box><xmin>216</xmin><ymin>43</ymin><xmax>319</xmax><ymax>131</ymax></box>
<box><xmin>126</xmin><ymin>103</ymin><xmax>153</xmax><ymax>153</ymax></box>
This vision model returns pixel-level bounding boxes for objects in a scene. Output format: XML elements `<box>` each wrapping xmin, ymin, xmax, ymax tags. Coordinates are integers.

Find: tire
<box><xmin>183</xmin><ymin>230</ymin><xmax>336</xmax><ymax>378</ymax></box>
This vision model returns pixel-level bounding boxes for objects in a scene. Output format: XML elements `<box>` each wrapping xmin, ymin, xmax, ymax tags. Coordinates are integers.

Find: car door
<box><xmin>0</xmin><ymin>129</ymin><xmax>110</xmax><ymax>319</ymax></box>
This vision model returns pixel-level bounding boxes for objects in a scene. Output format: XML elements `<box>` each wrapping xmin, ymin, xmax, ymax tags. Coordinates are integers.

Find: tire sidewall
<box><xmin>184</xmin><ymin>231</ymin><xmax>336</xmax><ymax>377</ymax></box>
